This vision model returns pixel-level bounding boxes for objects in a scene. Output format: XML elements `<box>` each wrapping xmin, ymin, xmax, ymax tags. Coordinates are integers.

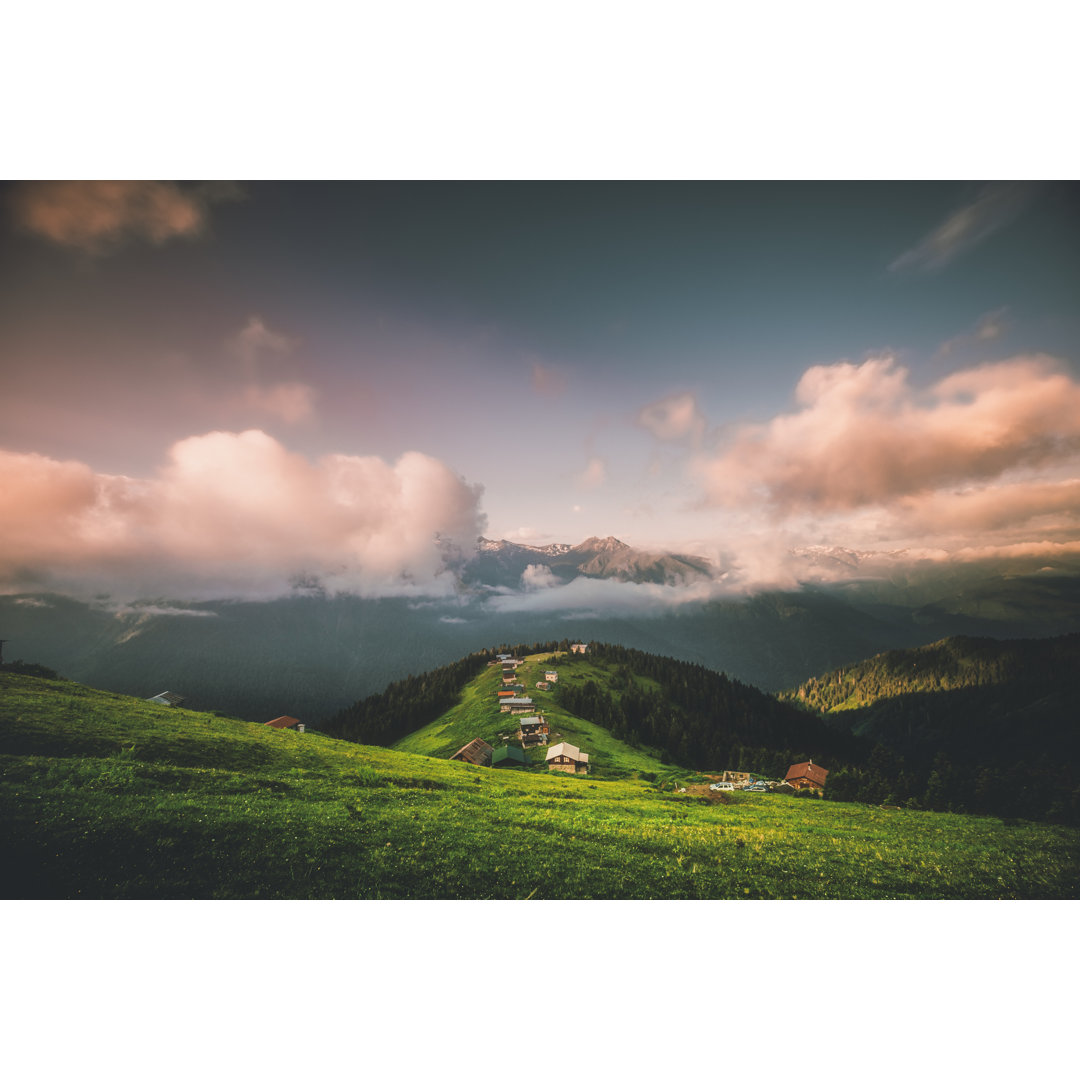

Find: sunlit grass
<box><xmin>3</xmin><ymin>672</ymin><xmax>1077</xmax><ymax>899</ymax></box>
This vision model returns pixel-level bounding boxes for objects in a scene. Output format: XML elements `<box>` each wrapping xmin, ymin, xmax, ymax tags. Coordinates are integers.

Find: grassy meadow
<box><xmin>393</xmin><ymin>652</ymin><xmax>667</xmax><ymax>774</ymax></box>
<box><xmin>2</xmin><ymin>671</ymin><xmax>1078</xmax><ymax>899</ymax></box>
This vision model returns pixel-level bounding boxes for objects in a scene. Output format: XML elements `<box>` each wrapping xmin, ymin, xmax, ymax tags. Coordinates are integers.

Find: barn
<box><xmin>450</xmin><ymin>738</ymin><xmax>493</xmax><ymax>767</ymax></box>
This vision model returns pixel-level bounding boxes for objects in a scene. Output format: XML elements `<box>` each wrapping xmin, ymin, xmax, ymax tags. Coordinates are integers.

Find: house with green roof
<box><xmin>492</xmin><ymin>744</ymin><xmax>527</xmax><ymax>768</ymax></box>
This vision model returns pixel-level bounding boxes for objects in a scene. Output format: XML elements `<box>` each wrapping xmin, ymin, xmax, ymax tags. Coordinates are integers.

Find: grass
<box><xmin>3</xmin><ymin>672</ymin><xmax>1078</xmax><ymax>899</ymax></box>
<box><xmin>393</xmin><ymin>652</ymin><xmax>671</xmax><ymax>776</ymax></box>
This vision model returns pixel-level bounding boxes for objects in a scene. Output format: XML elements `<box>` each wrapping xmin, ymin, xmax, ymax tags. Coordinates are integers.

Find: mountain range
<box><xmin>461</xmin><ymin>534</ymin><xmax>714</xmax><ymax>588</ymax></box>
<box><xmin>2</xmin><ymin>535</ymin><xmax>1079</xmax><ymax>725</ymax></box>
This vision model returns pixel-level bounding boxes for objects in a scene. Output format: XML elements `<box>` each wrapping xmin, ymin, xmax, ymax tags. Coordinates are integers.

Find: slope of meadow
<box><xmin>2</xmin><ymin>672</ymin><xmax>1077</xmax><ymax>899</ymax></box>
<box><xmin>392</xmin><ymin>652</ymin><xmax>669</xmax><ymax>775</ymax></box>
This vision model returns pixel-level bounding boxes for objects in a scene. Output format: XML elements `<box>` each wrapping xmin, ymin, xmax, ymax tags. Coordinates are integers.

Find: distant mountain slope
<box><xmin>2</xmin><ymin>560</ymin><xmax>1078</xmax><ymax>725</ymax></box>
<box><xmin>463</xmin><ymin>535</ymin><xmax>713</xmax><ymax>587</ymax></box>
<box><xmin>782</xmin><ymin>634</ymin><xmax>1080</xmax><ymax>821</ymax></box>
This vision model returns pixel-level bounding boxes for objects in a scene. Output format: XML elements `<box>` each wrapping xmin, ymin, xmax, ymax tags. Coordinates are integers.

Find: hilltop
<box><xmin>3</xmin><ymin>671</ymin><xmax>1077</xmax><ymax>899</ymax></box>
<box><xmin>323</xmin><ymin>642</ymin><xmax>860</xmax><ymax>780</ymax></box>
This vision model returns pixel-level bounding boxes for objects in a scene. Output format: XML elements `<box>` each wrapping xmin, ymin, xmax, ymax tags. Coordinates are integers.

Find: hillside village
<box><xmin>445</xmin><ymin>644</ymin><xmax>825</xmax><ymax>793</ymax></box>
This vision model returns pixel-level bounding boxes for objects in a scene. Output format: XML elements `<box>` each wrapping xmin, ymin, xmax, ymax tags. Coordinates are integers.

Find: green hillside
<box><xmin>3</xmin><ymin>672</ymin><xmax>1078</xmax><ymax>899</ymax></box>
<box><xmin>392</xmin><ymin>651</ymin><xmax>670</xmax><ymax>776</ymax></box>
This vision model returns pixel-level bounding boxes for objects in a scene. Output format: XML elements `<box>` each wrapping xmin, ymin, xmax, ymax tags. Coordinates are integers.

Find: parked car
<box><xmin>746</xmin><ymin>782</ymin><xmax>769</xmax><ymax>792</ymax></box>
<box><xmin>709</xmin><ymin>781</ymin><xmax>735</xmax><ymax>791</ymax></box>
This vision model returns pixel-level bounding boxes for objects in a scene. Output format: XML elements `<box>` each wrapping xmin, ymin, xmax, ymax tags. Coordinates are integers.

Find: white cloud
<box><xmin>521</xmin><ymin>564</ymin><xmax>559</xmax><ymax>590</ymax></box>
<box><xmin>698</xmin><ymin>354</ymin><xmax>1080</xmax><ymax>516</ymax></box>
<box><xmin>0</xmin><ymin>431</ymin><xmax>486</xmax><ymax>601</ymax></box>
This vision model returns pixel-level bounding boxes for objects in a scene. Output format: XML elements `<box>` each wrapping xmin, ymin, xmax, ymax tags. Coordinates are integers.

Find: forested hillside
<box><xmin>783</xmin><ymin>634</ymin><xmax>1080</xmax><ymax>822</ymax></box>
<box><xmin>552</xmin><ymin>642</ymin><xmax>860</xmax><ymax>777</ymax></box>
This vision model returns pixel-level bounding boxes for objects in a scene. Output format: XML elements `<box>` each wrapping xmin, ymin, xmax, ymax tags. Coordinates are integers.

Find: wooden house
<box><xmin>518</xmin><ymin>714</ymin><xmax>549</xmax><ymax>746</ymax></box>
<box><xmin>492</xmin><ymin>745</ymin><xmax>527</xmax><ymax>768</ymax></box>
<box><xmin>784</xmin><ymin>760</ymin><xmax>829</xmax><ymax>791</ymax></box>
<box><xmin>570</xmin><ymin>642</ymin><xmax>587</xmax><ymax>654</ymax></box>
<box><xmin>264</xmin><ymin>715</ymin><xmax>303</xmax><ymax>731</ymax></box>
<box><xmin>450</xmin><ymin>738</ymin><xmax>493</xmax><ymax>767</ymax></box>
<box><xmin>546</xmin><ymin>741</ymin><xmax>589</xmax><ymax>774</ymax></box>
<box><xmin>500</xmin><ymin>696</ymin><xmax>533</xmax><ymax>714</ymax></box>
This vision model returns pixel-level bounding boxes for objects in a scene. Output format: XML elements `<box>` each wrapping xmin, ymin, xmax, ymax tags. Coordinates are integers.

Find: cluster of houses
<box><xmin>451</xmin><ymin>650</ymin><xmax>590</xmax><ymax>773</ymax></box>
<box><xmin>453</xmin><ymin>647</ymin><xmax>831</xmax><ymax>793</ymax></box>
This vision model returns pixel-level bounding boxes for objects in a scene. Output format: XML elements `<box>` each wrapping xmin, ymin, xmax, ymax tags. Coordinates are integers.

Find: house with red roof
<box><xmin>784</xmin><ymin>760</ymin><xmax>829</xmax><ymax>790</ymax></box>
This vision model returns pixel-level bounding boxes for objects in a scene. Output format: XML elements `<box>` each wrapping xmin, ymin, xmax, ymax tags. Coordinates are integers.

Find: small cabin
<box><xmin>544</xmin><ymin>671</ymin><xmax>558</xmax><ymax>683</ymax></box>
<box><xmin>450</xmin><ymin>738</ymin><xmax>493</xmax><ymax>767</ymax></box>
<box><xmin>546</xmin><ymin>741</ymin><xmax>589</xmax><ymax>774</ymax></box>
<box><xmin>492</xmin><ymin>745</ymin><xmax>527</xmax><ymax>768</ymax></box>
<box><xmin>784</xmin><ymin>760</ymin><xmax>829</xmax><ymax>791</ymax></box>
<box><xmin>265</xmin><ymin>715</ymin><xmax>303</xmax><ymax>731</ymax></box>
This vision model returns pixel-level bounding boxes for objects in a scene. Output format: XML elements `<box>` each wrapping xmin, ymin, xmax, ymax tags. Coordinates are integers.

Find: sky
<box><xmin>2</xmin><ymin>180</ymin><xmax>1080</xmax><ymax>601</ymax></box>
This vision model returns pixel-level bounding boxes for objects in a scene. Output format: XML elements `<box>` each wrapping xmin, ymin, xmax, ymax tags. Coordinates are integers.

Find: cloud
<box><xmin>487</xmin><ymin>574</ymin><xmax>732</xmax><ymax>616</ymax></box>
<box><xmin>0</xmin><ymin>431</ymin><xmax>486</xmax><ymax>601</ymax></box>
<box><xmin>531</xmin><ymin>361</ymin><xmax>568</xmax><ymax>397</ymax></box>
<box><xmin>242</xmin><ymin>382</ymin><xmax>317</xmax><ymax>423</ymax></box>
<box><xmin>229</xmin><ymin>316</ymin><xmax>297</xmax><ymax>369</ymax></box>
<box><xmin>227</xmin><ymin>316</ymin><xmax>315</xmax><ymax>424</ymax></box>
<box><xmin>10</xmin><ymin>181</ymin><xmax>243</xmax><ymax>253</ymax></box>
<box><xmin>521</xmin><ymin>564</ymin><xmax>559</xmax><ymax>590</ymax></box>
<box><xmin>577</xmin><ymin>457</ymin><xmax>607</xmax><ymax>489</ymax></box>
<box><xmin>889</xmin><ymin>183</ymin><xmax>1037</xmax><ymax>273</ymax></box>
<box><xmin>699</xmin><ymin>354</ymin><xmax>1080</xmax><ymax>516</ymax></box>
<box><xmin>937</xmin><ymin>308</ymin><xmax>1010</xmax><ymax>358</ymax></box>
<box><xmin>637</xmin><ymin>392</ymin><xmax>706</xmax><ymax>444</ymax></box>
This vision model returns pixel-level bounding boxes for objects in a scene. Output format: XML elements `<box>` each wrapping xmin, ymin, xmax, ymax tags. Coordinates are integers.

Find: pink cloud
<box><xmin>0</xmin><ymin>431</ymin><xmax>485</xmax><ymax>599</ymax></box>
<box><xmin>700</xmin><ymin>355</ymin><xmax>1080</xmax><ymax>515</ymax></box>
<box><xmin>9</xmin><ymin>181</ymin><xmax>242</xmax><ymax>253</ymax></box>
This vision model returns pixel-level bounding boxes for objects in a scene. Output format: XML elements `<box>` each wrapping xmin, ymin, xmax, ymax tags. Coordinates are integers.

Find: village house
<box><xmin>518</xmin><ymin>714</ymin><xmax>549</xmax><ymax>746</ymax></box>
<box><xmin>544</xmin><ymin>671</ymin><xmax>558</xmax><ymax>683</ymax></box>
<box><xmin>264</xmin><ymin>715</ymin><xmax>304</xmax><ymax>732</ymax></box>
<box><xmin>784</xmin><ymin>760</ymin><xmax>829</xmax><ymax>791</ymax></box>
<box><xmin>546</xmin><ymin>741</ymin><xmax>589</xmax><ymax>774</ymax></box>
<box><xmin>535</xmin><ymin>681</ymin><xmax>549</xmax><ymax>690</ymax></box>
<box><xmin>500</xmin><ymin>696</ymin><xmax>534</xmax><ymax>714</ymax></box>
<box><xmin>492</xmin><ymin>744</ymin><xmax>527</xmax><ymax>768</ymax></box>
<box><xmin>450</xmin><ymin>738</ymin><xmax>493</xmax><ymax>767</ymax></box>
<box><xmin>570</xmin><ymin>643</ymin><xmax>588</xmax><ymax>654</ymax></box>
